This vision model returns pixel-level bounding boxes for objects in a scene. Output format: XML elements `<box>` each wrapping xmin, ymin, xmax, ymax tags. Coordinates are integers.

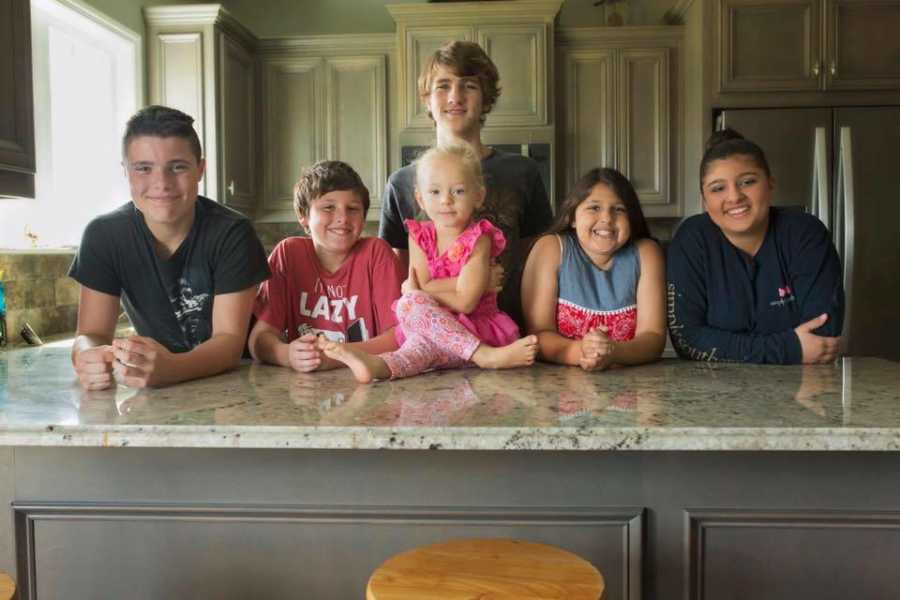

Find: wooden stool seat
<box><xmin>366</xmin><ymin>538</ymin><xmax>605</xmax><ymax>600</ymax></box>
<box><xmin>0</xmin><ymin>572</ymin><xmax>15</xmax><ymax>600</ymax></box>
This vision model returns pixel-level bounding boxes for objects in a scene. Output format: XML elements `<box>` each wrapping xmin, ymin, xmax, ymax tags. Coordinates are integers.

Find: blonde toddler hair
<box><xmin>414</xmin><ymin>142</ymin><xmax>485</xmax><ymax>192</ymax></box>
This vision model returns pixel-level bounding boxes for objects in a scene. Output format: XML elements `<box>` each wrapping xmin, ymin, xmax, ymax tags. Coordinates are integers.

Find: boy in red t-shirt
<box><xmin>249</xmin><ymin>161</ymin><xmax>404</xmax><ymax>372</ymax></box>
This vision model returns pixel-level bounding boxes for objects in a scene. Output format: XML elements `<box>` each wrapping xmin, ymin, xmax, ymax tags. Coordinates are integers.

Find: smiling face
<box><xmin>415</xmin><ymin>154</ymin><xmax>484</xmax><ymax>232</ymax></box>
<box><xmin>423</xmin><ymin>65</ymin><xmax>484</xmax><ymax>138</ymax></box>
<box><xmin>125</xmin><ymin>135</ymin><xmax>205</xmax><ymax>234</ymax></box>
<box><xmin>573</xmin><ymin>183</ymin><xmax>632</xmax><ymax>269</ymax></box>
<box><xmin>300</xmin><ymin>190</ymin><xmax>366</xmax><ymax>269</ymax></box>
<box><xmin>701</xmin><ymin>154</ymin><xmax>774</xmax><ymax>251</ymax></box>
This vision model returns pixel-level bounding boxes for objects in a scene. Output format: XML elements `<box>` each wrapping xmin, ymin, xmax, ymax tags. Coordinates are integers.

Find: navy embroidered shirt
<box><xmin>666</xmin><ymin>208</ymin><xmax>844</xmax><ymax>364</ymax></box>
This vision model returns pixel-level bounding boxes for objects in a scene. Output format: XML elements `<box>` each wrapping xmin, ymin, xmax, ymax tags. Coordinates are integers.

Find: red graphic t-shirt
<box><xmin>254</xmin><ymin>237</ymin><xmax>403</xmax><ymax>343</ymax></box>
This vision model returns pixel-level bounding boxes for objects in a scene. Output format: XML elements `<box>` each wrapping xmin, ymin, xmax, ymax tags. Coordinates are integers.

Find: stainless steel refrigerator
<box><xmin>717</xmin><ymin>107</ymin><xmax>900</xmax><ymax>362</ymax></box>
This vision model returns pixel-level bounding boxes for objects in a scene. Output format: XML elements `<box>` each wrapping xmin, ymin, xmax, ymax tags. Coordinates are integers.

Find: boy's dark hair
<box><xmin>418</xmin><ymin>41</ymin><xmax>501</xmax><ymax>126</ymax></box>
<box><xmin>122</xmin><ymin>105</ymin><xmax>203</xmax><ymax>163</ymax></box>
<box><xmin>293</xmin><ymin>160</ymin><xmax>370</xmax><ymax>220</ymax></box>
<box><xmin>549</xmin><ymin>167</ymin><xmax>651</xmax><ymax>241</ymax></box>
<box><xmin>700</xmin><ymin>127</ymin><xmax>771</xmax><ymax>188</ymax></box>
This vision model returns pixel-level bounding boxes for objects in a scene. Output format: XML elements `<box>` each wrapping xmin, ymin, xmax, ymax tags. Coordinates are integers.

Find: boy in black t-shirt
<box><xmin>69</xmin><ymin>106</ymin><xmax>270</xmax><ymax>389</ymax></box>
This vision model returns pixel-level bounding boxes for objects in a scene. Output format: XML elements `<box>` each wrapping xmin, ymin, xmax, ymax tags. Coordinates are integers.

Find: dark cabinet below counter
<box><xmin>7</xmin><ymin>450</ymin><xmax>900</xmax><ymax>600</ymax></box>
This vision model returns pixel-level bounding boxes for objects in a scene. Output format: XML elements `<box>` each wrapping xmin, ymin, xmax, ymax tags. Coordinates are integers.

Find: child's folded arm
<box><xmin>426</xmin><ymin>235</ymin><xmax>492</xmax><ymax>314</ymax></box>
<box><xmin>521</xmin><ymin>234</ymin><xmax>583</xmax><ymax>366</ymax></box>
<box><xmin>421</xmin><ymin>262</ymin><xmax>503</xmax><ymax>294</ymax></box>
<box><xmin>606</xmin><ymin>239</ymin><xmax>667</xmax><ymax>365</ymax></box>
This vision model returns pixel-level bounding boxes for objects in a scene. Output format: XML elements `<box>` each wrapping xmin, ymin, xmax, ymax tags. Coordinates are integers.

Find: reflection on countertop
<box><xmin>1</xmin><ymin>343</ymin><xmax>899</xmax><ymax>450</ymax></box>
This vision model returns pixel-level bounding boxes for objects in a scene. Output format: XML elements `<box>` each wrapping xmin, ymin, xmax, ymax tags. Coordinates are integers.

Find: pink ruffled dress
<box><xmin>397</xmin><ymin>219</ymin><xmax>520</xmax><ymax>348</ymax></box>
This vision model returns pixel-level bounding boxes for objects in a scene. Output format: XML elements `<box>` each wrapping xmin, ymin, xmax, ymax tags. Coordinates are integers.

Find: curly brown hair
<box><xmin>418</xmin><ymin>41</ymin><xmax>501</xmax><ymax>126</ymax></box>
<box><xmin>293</xmin><ymin>160</ymin><xmax>370</xmax><ymax>221</ymax></box>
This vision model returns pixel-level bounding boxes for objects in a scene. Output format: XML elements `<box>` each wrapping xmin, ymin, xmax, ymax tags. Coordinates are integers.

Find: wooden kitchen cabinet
<box><xmin>825</xmin><ymin>0</ymin><xmax>900</xmax><ymax>90</ymax></box>
<box><xmin>220</xmin><ymin>33</ymin><xmax>257</xmax><ymax>213</ymax></box>
<box><xmin>387</xmin><ymin>1</ymin><xmax>562</xmax><ymax>132</ymax></box>
<box><xmin>718</xmin><ymin>0</ymin><xmax>900</xmax><ymax>93</ymax></box>
<box><xmin>145</xmin><ymin>4</ymin><xmax>258</xmax><ymax>215</ymax></box>
<box><xmin>256</xmin><ymin>37</ymin><xmax>390</xmax><ymax>222</ymax></box>
<box><xmin>558</xmin><ymin>28</ymin><xmax>682</xmax><ymax>217</ymax></box>
<box><xmin>718</xmin><ymin>0</ymin><xmax>821</xmax><ymax>92</ymax></box>
<box><xmin>0</xmin><ymin>0</ymin><xmax>36</xmax><ymax>199</ymax></box>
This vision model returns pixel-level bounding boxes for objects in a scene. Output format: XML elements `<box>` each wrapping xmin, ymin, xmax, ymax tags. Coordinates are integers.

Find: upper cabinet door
<box><xmin>559</xmin><ymin>48</ymin><xmax>616</xmax><ymax>193</ymax></box>
<box><xmin>0</xmin><ymin>0</ymin><xmax>36</xmax><ymax>198</ymax></box>
<box><xmin>403</xmin><ymin>26</ymin><xmax>475</xmax><ymax>130</ymax></box>
<box><xmin>719</xmin><ymin>0</ymin><xmax>822</xmax><ymax>92</ymax></box>
<box><xmin>477</xmin><ymin>24</ymin><xmax>548</xmax><ymax>127</ymax></box>
<box><xmin>324</xmin><ymin>56</ymin><xmax>387</xmax><ymax>220</ymax></box>
<box><xmin>260</xmin><ymin>57</ymin><xmax>325</xmax><ymax>216</ymax></box>
<box><xmin>825</xmin><ymin>0</ymin><xmax>900</xmax><ymax>90</ymax></box>
<box><xmin>220</xmin><ymin>33</ymin><xmax>257</xmax><ymax>213</ymax></box>
<box><xmin>618</xmin><ymin>48</ymin><xmax>670</xmax><ymax>206</ymax></box>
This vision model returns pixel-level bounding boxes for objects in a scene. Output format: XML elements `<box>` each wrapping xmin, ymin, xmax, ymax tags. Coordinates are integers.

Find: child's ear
<box><xmin>476</xmin><ymin>186</ymin><xmax>486</xmax><ymax>209</ymax></box>
<box><xmin>297</xmin><ymin>212</ymin><xmax>310</xmax><ymax>234</ymax></box>
<box><xmin>414</xmin><ymin>188</ymin><xmax>425</xmax><ymax>211</ymax></box>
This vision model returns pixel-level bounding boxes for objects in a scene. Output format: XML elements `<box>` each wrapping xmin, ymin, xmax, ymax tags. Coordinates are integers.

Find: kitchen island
<box><xmin>2</xmin><ymin>343</ymin><xmax>899</xmax><ymax>599</ymax></box>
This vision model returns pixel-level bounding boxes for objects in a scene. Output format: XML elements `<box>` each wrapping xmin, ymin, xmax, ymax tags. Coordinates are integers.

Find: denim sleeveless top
<box><xmin>556</xmin><ymin>232</ymin><xmax>640</xmax><ymax>341</ymax></box>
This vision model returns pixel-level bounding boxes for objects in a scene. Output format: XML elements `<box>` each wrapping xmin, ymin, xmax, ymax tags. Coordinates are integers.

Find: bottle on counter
<box><xmin>0</xmin><ymin>269</ymin><xmax>7</xmax><ymax>346</ymax></box>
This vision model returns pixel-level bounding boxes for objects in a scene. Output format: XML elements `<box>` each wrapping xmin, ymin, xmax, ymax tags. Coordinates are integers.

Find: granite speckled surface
<box><xmin>1</xmin><ymin>342</ymin><xmax>899</xmax><ymax>450</ymax></box>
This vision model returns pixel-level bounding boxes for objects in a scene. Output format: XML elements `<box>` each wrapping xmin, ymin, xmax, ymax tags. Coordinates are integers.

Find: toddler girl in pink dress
<box><xmin>322</xmin><ymin>143</ymin><xmax>538</xmax><ymax>383</ymax></box>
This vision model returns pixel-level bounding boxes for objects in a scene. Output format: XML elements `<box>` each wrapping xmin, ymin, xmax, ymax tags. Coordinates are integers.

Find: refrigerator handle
<box><xmin>812</xmin><ymin>127</ymin><xmax>830</xmax><ymax>230</ymax></box>
<box><xmin>837</xmin><ymin>126</ymin><xmax>856</xmax><ymax>354</ymax></box>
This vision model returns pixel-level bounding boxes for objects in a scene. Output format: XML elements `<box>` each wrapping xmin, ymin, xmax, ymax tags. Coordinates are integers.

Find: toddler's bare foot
<box><xmin>319</xmin><ymin>340</ymin><xmax>390</xmax><ymax>383</ymax></box>
<box><xmin>471</xmin><ymin>335</ymin><xmax>539</xmax><ymax>369</ymax></box>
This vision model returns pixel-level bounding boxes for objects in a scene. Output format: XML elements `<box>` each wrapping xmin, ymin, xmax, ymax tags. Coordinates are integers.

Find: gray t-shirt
<box><xmin>378</xmin><ymin>149</ymin><xmax>552</xmax><ymax>325</ymax></box>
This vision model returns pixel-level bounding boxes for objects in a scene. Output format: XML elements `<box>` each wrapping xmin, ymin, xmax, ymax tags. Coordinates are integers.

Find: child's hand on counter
<box><xmin>74</xmin><ymin>345</ymin><xmax>115</xmax><ymax>390</ymax></box>
<box><xmin>112</xmin><ymin>336</ymin><xmax>174</xmax><ymax>388</ymax></box>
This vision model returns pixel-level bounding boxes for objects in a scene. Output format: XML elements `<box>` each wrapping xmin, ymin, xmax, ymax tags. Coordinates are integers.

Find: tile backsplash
<box><xmin>0</xmin><ymin>251</ymin><xmax>78</xmax><ymax>346</ymax></box>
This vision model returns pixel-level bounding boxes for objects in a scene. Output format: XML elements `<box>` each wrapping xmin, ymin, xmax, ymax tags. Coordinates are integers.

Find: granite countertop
<box><xmin>1</xmin><ymin>341</ymin><xmax>899</xmax><ymax>451</ymax></box>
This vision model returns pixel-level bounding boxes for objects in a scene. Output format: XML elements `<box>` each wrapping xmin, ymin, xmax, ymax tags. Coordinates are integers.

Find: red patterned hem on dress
<box><xmin>557</xmin><ymin>300</ymin><xmax>637</xmax><ymax>341</ymax></box>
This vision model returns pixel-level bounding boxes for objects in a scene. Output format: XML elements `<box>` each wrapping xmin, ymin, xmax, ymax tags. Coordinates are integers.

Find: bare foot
<box><xmin>471</xmin><ymin>335</ymin><xmax>539</xmax><ymax>369</ymax></box>
<box><xmin>318</xmin><ymin>339</ymin><xmax>390</xmax><ymax>383</ymax></box>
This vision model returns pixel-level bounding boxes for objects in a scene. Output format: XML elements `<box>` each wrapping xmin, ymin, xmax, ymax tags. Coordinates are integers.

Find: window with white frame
<box><xmin>0</xmin><ymin>0</ymin><xmax>140</xmax><ymax>249</ymax></box>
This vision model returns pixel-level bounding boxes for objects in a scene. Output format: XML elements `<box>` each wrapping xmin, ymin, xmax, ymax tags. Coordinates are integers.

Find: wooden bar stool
<box><xmin>0</xmin><ymin>572</ymin><xmax>15</xmax><ymax>600</ymax></box>
<box><xmin>366</xmin><ymin>538</ymin><xmax>605</xmax><ymax>599</ymax></box>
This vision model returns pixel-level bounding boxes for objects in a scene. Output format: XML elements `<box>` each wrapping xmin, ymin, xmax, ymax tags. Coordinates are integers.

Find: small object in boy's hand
<box><xmin>20</xmin><ymin>322</ymin><xmax>44</xmax><ymax>346</ymax></box>
<box><xmin>297</xmin><ymin>323</ymin><xmax>314</xmax><ymax>338</ymax></box>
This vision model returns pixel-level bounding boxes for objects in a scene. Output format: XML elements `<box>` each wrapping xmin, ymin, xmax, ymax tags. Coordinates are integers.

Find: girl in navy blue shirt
<box><xmin>666</xmin><ymin>129</ymin><xmax>844</xmax><ymax>364</ymax></box>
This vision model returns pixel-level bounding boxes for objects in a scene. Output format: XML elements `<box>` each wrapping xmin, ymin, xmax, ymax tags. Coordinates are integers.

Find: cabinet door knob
<box><xmin>228</xmin><ymin>180</ymin><xmax>235</xmax><ymax>195</ymax></box>
<box><xmin>812</xmin><ymin>61</ymin><xmax>820</xmax><ymax>77</ymax></box>
<box><xmin>830</xmin><ymin>61</ymin><xmax>837</xmax><ymax>77</ymax></box>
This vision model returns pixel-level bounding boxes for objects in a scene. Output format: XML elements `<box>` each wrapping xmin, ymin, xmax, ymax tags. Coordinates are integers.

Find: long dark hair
<box><xmin>699</xmin><ymin>127</ymin><xmax>771</xmax><ymax>187</ymax></box>
<box><xmin>549</xmin><ymin>167</ymin><xmax>651</xmax><ymax>241</ymax></box>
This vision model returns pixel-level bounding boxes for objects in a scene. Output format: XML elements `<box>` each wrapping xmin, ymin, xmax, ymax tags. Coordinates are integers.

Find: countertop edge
<box><xmin>2</xmin><ymin>425</ymin><xmax>900</xmax><ymax>451</ymax></box>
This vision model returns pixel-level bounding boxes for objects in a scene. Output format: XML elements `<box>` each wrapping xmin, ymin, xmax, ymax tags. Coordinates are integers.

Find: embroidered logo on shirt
<box><xmin>770</xmin><ymin>285</ymin><xmax>796</xmax><ymax>307</ymax></box>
